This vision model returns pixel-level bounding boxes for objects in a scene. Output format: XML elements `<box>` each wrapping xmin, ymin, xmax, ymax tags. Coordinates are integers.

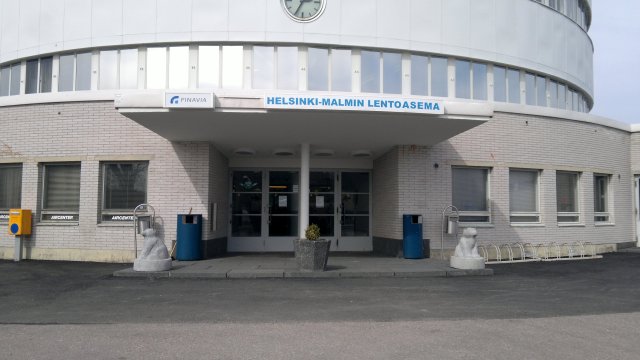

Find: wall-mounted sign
<box><xmin>264</xmin><ymin>94</ymin><xmax>444</xmax><ymax>115</ymax></box>
<box><xmin>102</xmin><ymin>215</ymin><xmax>135</xmax><ymax>222</ymax></box>
<box><xmin>0</xmin><ymin>214</ymin><xmax>8</xmax><ymax>221</ymax></box>
<box><xmin>164</xmin><ymin>92</ymin><xmax>214</xmax><ymax>109</ymax></box>
<box><xmin>42</xmin><ymin>214</ymin><xmax>78</xmax><ymax>221</ymax></box>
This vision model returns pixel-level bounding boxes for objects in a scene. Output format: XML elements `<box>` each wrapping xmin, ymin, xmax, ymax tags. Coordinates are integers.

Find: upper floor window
<box><xmin>26</xmin><ymin>57</ymin><xmax>53</xmax><ymax>94</ymax></box>
<box><xmin>361</xmin><ymin>50</ymin><xmax>380</xmax><ymax>93</ymax></box>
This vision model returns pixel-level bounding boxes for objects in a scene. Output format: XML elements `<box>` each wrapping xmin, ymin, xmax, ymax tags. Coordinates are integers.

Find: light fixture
<box><xmin>273</xmin><ymin>148</ymin><xmax>295</xmax><ymax>156</ymax></box>
<box><xmin>233</xmin><ymin>147</ymin><xmax>256</xmax><ymax>156</ymax></box>
<box><xmin>350</xmin><ymin>150</ymin><xmax>372</xmax><ymax>158</ymax></box>
<box><xmin>313</xmin><ymin>149</ymin><xmax>335</xmax><ymax>157</ymax></box>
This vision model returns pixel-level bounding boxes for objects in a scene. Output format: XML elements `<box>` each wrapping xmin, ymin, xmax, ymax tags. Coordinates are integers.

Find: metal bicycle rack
<box><xmin>133</xmin><ymin>203</ymin><xmax>156</xmax><ymax>259</ymax></box>
<box><xmin>477</xmin><ymin>241</ymin><xmax>602</xmax><ymax>264</ymax></box>
<box><xmin>440</xmin><ymin>205</ymin><xmax>460</xmax><ymax>260</ymax></box>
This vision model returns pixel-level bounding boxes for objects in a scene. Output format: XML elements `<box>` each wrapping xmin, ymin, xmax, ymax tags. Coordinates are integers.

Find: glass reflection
<box><xmin>59</xmin><ymin>55</ymin><xmax>75</xmax><ymax>92</ymax></box>
<box><xmin>120</xmin><ymin>49</ymin><xmax>138</xmax><ymax>89</ymax></box>
<box><xmin>253</xmin><ymin>46</ymin><xmax>274</xmax><ymax>89</ymax></box>
<box><xmin>411</xmin><ymin>55</ymin><xmax>428</xmax><ymax>96</ymax></box>
<box><xmin>277</xmin><ymin>47</ymin><xmax>298</xmax><ymax>90</ymax></box>
<box><xmin>169</xmin><ymin>46</ymin><xmax>189</xmax><ymax>89</ymax></box>
<box><xmin>100</xmin><ymin>50</ymin><xmax>118</xmax><ymax>90</ymax></box>
<box><xmin>472</xmin><ymin>63</ymin><xmax>487</xmax><ymax>100</ymax></box>
<box><xmin>455</xmin><ymin>60</ymin><xmax>470</xmax><ymax>99</ymax></box>
<box><xmin>308</xmin><ymin>47</ymin><xmax>329</xmax><ymax>91</ymax></box>
<box><xmin>331</xmin><ymin>49</ymin><xmax>351</xmax><ymax>92</ymax></box>
<box><xmin>198</xmin><ymin>46</ymin><xmax>220</xmax><ymax>88</ymax></box>
<box><xmin>361</xmin><ymin>50</ymin><xmax>380</xmax><ymax>93</ymax></box>
<box><xmin>146</xmin><ymin>47</ymin><xmax>167</xmax><ymax>89</ymax></box>
<box><xmin>431</xmin><ymin>57</ymin><xmax>448</xmax><ymax>97</ymax></box>
<box><xmin>222</xmin><ymin>46</ymin><xmax>243</xmax><ymax>89</ymax></box>
<box><xmin>76</xmin><ymin>53</ymin><xmax>92</xmax><ymax>91</ymax></box>
<box><xmin>494</xmin><ymin>66</ymin><xmax>506</xmax><ymax>102</ymax></box>
<box><xmin>507</xmin><ymin>68</ymin><xmax>520</xmax><ymax>104</ymax></box>
<box><xmin>383</xmin><ymin>52</ymin><xmax>402</xmax><ymax>94</ymax></box>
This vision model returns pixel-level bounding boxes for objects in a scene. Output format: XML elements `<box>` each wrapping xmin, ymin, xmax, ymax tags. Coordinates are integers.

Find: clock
<box><xmin>281</xmin><ymin>0</ymin><xmax>326</xmax><ymax>22</ymax></box>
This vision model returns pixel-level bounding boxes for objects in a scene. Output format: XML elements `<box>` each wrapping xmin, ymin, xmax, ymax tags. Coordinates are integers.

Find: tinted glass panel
<box><xmin>507</xmin><ymin>68</ymin><xmax>520</xmax><ymax>104</ymax></box>
<box><xmin>310</xmin><ymin>172</ymin><xmax>334</xmax><ymax>193</ymax></box>
<box><xmin>383</xmin><ymin>52</ymin><xmax>402</xmax><ymax>94</ymax></box>
<box><xmin>253</xmin><ymin>46</ymin><xmax>274</xmax><ymax>89</ymax></box>
<box><xmin>120</xmin><ymin>49</ymin><xmax>138</xmax><ymax>89</ymax></box>
<box><xmin>58</xmin><ymin>55</ymin><xmax>75</xmax><ymax>92</ymax></box>
<box><xmin>431</xmin><ymin>57</ymin><xmax>448</xmax><ymax>97</ymax></box>
<box><xmin>75</xmin><ymin>53</ymin><xmax>92</xmax><ymax>91</ymax></box>
<box><xmin>331</xmin><ymin>49</ymin><xmax>351</xmax><ymax>92</ymax></box>
<box><xmin>472</xmin><ymin>63</ymin><xmax>487</xmax><ymax>100</ymax></box>
<box><xmin>232</xmin><ymin>171</ymin><xmax>262</xmax><ymax>192</ymax></box>
<box><xmin>537</xmin><ymin>75</ymin><xmax>547</xmax><ymax>106</ymax></box>
<box><xmin>341</xmin><ymin>216</ymin><xmax>369</xmax><ymax>236</ymax></box>
<box><xmin>361</xmin><ymin>50</ymin><xmax>380</xmax><ymax>93</ymax></box>
<box><xmin>25</xmin><ymin>59</ymin><xmax>39</xmax><ymax>94</ymax></box>
<box><xmin>39</xmin><ymin>57</ymin><xmax>53</xmax><ymax>93</ymax></box>
<box><xmin>277</xmin><ymin>46</ymin><xmax>298</xmax><ymax>90</ymax></box>
<box><xmin>308</xmin><ymin>47</ymin><xmax>329</xmax><ymax>91</ymax></box>
<box><xmin>232</xmin><ymin>194</ymin><xmax>262</xmax><ymax>214</ymax></box>
<box><xmin>169</xmin><ymin>46</ymin><xmax>189</xmax><ymax>89</ymax></box>
<box><xmin>455</xmin><ymin>60</ymin><xmax>470</xmax><ymax>99</ymax></box>
<box><xmin>525</xmin><ymin>73</ymin><xmax>536</xmax><ymax>105</ymax></box>
<box><xmin>146</xmin><ymin>47</ymin><xmax>167</xmax><ymax>89</ymax></box>
<box><xmin>222</xmin><ymin>46</ymin><xmax>243</xmax><ymax>89</ymax></box>
<box><xmin>0</xmin><ymin>66</ymin><xmax>10</xmax><ymax>96</ymax></box>
<box><xmin>341</xmin><ymin>172</ymin><xmax>369</xmax><ymax>193</ymax></box>
<box><xmin>10</xmin><ymin>64</ymin><xmax>21</xmax><ymax>95</ymax></box>
<box><xmin>99</xmin><ymin>50</ymin><xmax>118</xmax><ymax>89</ymax></box>
<box><xmin>198</xmin><ymin>46</ymin><xmax>220</xmax><ymax>88</ymax></box>
<box><xmin>232</xmin><ymin>216</ymin><xmax>261</xmax><ymax>237</ymax></box>
<box><xmin>410</xmin><ymin>55</ymin><xmax>428</xmax><ymax>96</ymax></box>
<box><xmin>494</xmin><ymin>66</ymin><xmax>506</xmax><ymax>102</ymax></box>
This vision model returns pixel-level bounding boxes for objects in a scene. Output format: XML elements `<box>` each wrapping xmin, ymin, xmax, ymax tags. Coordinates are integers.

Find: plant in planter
<box><xmin>294</xmin><ymin>224</ymin><xmax>331</xmax><ymax>272</ymax></box>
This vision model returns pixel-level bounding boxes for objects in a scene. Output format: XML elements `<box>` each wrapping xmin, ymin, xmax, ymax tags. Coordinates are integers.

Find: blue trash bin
<box><xmin>176</xmin><ymin>214</ymin><xmax>203</xmax><ymax>261</ymax></box>
<box><xmin>403</xmin><ymin>214</ymin><xmax>424</xmax><ymax>259</ymax></box>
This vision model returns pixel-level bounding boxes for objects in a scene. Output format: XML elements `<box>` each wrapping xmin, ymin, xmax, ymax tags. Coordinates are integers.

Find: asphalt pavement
<box><xmin>1</xmin><ymin>251</ymin><xmax>640</xmax><ymax>359</ymax></box>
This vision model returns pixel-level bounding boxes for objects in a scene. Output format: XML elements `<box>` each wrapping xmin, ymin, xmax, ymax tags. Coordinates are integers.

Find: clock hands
<box><xmin>294</xmin><ymin>0</ymin><xmax>313</xmax><ymax>17</ymax></box>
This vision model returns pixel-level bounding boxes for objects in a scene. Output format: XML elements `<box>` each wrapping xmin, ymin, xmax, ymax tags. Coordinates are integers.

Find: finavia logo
<box><xmin>170</xmin><ymin>96</ymin><xmax>180</xmax><ymax>104</ymax></box>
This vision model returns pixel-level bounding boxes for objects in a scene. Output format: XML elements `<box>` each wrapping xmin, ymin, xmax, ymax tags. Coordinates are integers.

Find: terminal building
<box><xmin>0</xmin><ymin>0</ymin><xmax>638</xmax><ymax>262</ymax></box>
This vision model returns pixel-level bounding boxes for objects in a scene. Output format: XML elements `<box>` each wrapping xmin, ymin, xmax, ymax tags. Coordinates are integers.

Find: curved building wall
<box><xmin>0</xmin><ymin>0</ymin><xmax>593</xmax><ymax>97</ymax></box>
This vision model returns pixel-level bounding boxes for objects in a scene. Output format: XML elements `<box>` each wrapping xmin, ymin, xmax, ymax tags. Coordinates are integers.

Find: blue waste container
<box><xmin>403</xmin><ymin>214</ymin><xmax>424</xmax><ymax>259</ymax></box>
<box><xmin>176</xmin><ymin>214</ymin><xmax>202</xmax><ymax>261</ymax></box>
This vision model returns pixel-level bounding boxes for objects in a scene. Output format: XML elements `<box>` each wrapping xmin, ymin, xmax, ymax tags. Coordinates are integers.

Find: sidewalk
<box><xmin>113</xmin><ymin>254</ymin><xmax>493</xmax><ymax>279</ymax></box>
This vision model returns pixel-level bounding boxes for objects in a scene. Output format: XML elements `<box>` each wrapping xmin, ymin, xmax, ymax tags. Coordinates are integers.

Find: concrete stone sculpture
<box><xmin>133</xmin><ymin>228</ymin><xmax>172</xmax><ymax>272</ymax></box>
<box><xmin>450</xmin><ymin>227</ymin><xmax>485</xmax><ymax>270</ymax></box>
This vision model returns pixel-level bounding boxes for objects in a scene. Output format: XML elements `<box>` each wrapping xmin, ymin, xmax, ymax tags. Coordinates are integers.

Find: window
<box><xmin>455</xmin><ymin>60</ymin><xmax>470</xmax><ymax>99</ymax></box>
<box><xmin>558</xmin><ymin>83</ymin><xmax>566</xmax><ymax>109</ymax></box>
<box><xmin>507</xmin><ymin>68</ymin><xmax>520</xmax><ymax>104</ymax></box>
<box><xmin>537</xmin><ymin>75</ymin><xmax>547</xmax><ymax>107</ymax></box>
<box><xmin>331</xmin><ymin>49</ymin><xmax>352</xmax><ymax>92</ymax></box>
<box><xmin>308</xmin><ymin>47</ymin><xmax>329</xmax><ymax>91</ymax></box>
<box><xmin>10</xmin><ymin>63</ymin><xmax>20</xmax><ymax>95</ymax></box>
<box><xmin>40</xmin><ymin>57</ymin><xmax>53</xmax><ymax>93</ymax></box>
<box><xmin>101</xmin><ymin>162</ymin><xmax>149</xmax><ymax>222</ymax></box>
<box><xmin>431</xmin><ymin>57</ymin><xmax>448</xmax><ymax>97</ymax></box>
<box><xmin>493</xmin><ymin>66</ymin><xmax>506</xmax><ymax>102</ymax></box>
<box><xmin>0</xmin><ymin>164</ymin><xmax>22</xmax><ymax>221</ymax></box>
<box><xmin>222</xmin><ymin>46</ymin><xmax>244</xmax><ymax>89</ymax></box>
<box><xmin>99</xmin><ymin>50</ymin><xmax>119</xmax><ymax>90</ymax></box>
<box><xmin>41</xmin><ymin>163</ymin><xmax>81</xmax><ymax>222</ymax></box>
<box><xmin>361</xmin><ymin>50</ymin><xmax>380</xmax><ymax>93</ymax></box>
<box><xmin>525</xmin><ymin>72</ymin><xmax>536</xmax><ymax>105</ymax></box>
<box><xmin>509</xmin><ymin>169</ymin><xmax>540</xmax><ymax>223</ymax></box>
<box><xmin>25</xmin><ymin>59</ymin><xmax>39</xmax><ymax>94</ymax></box>
<box><xmin>277</xmin><ymin>47</ymin><xmax>298</xmax><ymax>90</ymax></box>
<box><xmin>594</xmin><ymin>174</ymin><xmax>610</xmax><ymax>223</ymax></box>
<box><xmin>198</xmin><ymin>46</ymin><xmax>220</xmax><ymax>88</ymax></box>
<box><xmin>146</xmin><ymin>47</ymin><xmax>167</xmax><ymax>89</ymax></box>
<box><xmin>75</xmin><ymin>53</ymin><xmax>92</xmax><ymax>91</ymax></box>
<box><xmin>410</xmin><ymin>55</ymin><xmax>428</xmax><ymax>96</ymax></box>
<box><xmin>59</xmin><ymin>54</ymin><xmax>75</xmax><ymax>92</ymax></box>
<box><xmin>253</xmin><ymin>46</ymin><xmax>274</xmax><ymax>89</ymax></box>
<box><xmin>382</xmin><ymin>52</ymin><xmax>402</xmax><ymax>94</ymax></box>
<box><xmin>169</xmin><ymin>46</ymin><xmax>189</xmax><ymax>89</ymax></box>
<box><xmin>452</xmin><ymin>167</ymin><xmax>490</xmax><ymax>222</ymax></box>
<box><xmin>119</xmin><ymin>49</ymin><xmax>139</xmax><ymax>89</ymax></box>
<box><xmin>472</xmin><ymin>63</ymin><xmax>487</xmax><ymax>100</ymax></box>
<box><xmin>549</xmin><ymin>80</ymin><xmax>558</xmax><ymax>108</ymax></box>
<box><xmin>557</xmin><ymin>171</ymin><xmax>580</xmax><ymax>223</ymax></box>
<box><xmin>0</xmin><ymin>66</ymin><xmax>11</xmax><ymax>96</ymax></box>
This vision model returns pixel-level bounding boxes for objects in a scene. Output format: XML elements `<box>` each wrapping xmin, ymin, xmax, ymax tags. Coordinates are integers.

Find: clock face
<box><xmin>282</xmin><ymin>0</ymin><xmax>326</xmax><ymax>22</ymax></box>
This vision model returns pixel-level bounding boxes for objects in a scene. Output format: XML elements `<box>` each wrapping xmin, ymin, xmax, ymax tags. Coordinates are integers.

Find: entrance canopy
<box><xmin>116</xmin><ymin>90</ymin><xmax>492</xmax><ymax>158</ymax></box>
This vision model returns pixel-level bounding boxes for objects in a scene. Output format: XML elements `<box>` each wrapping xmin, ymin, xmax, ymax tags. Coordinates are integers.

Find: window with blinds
<box><xmin>509</xmin><ymin>169</ymin><xmax>540</xmax><ymax>223</ymax></box>
<box><xmin>101</xmin><ymin>162</ymin><xmax>148</xmax><ymax>222</ymax></box>
<box><xmin>452</xmin><ymin>167</ymin><xmax>490</xmax><ymax>223</ymax></box>
<box><xmin>41</xmin><ymin>163</ymin><xmax>81</xmax><ymax>221</ymax></box>
<box><xmin>556</xmin><ymin>171</ymin><xmax>580</xmax><ymax>223</ymax></box>
<box><xmin>0</xmin><ymin>164</ymin><xmax>22</xmax><ymax>221</ymax></box>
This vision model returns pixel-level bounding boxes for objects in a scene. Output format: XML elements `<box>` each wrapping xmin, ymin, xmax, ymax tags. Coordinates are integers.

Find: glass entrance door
<box><xmin>229</xmin><ymin>169</ymin><xmax>371</xmax><ymax>252</ymax></box>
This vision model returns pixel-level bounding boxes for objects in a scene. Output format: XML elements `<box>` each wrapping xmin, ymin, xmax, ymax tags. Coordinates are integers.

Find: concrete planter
<box><xmin>294</xmin><ymin>238</ymin><xmax>331</xmax><ymax>271</ymax></box>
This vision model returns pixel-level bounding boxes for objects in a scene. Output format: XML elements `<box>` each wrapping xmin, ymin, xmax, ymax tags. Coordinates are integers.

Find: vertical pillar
<box><xmin>299</xmin><ymin>143</ymin><xmax>310</xmax><ymax>239</ymax></box>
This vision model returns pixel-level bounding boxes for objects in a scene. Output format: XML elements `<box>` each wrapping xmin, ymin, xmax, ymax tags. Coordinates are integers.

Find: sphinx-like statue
<box><xmin>133</xmin><ymin>228</ymin><xmax>172</xmax><ymax>272</ymax></box>
<box><xmin>450</xmin><ymin>227</ymin><xmax>485</xmax><ymax>270</ymax></box>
